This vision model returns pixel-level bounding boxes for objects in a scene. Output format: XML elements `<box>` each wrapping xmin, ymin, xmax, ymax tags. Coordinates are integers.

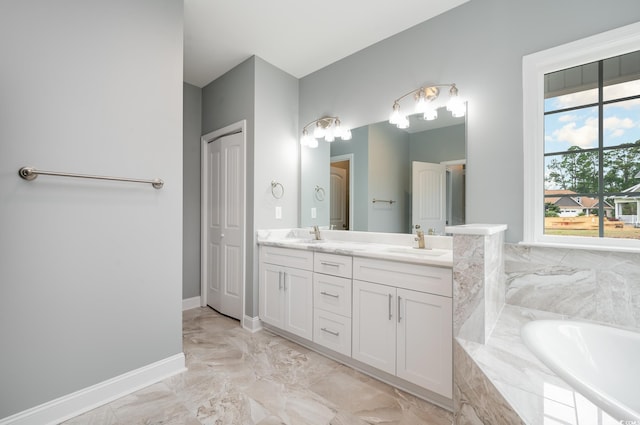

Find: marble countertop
<box><xmin>458</xmin><ymin>305</ymin><xmax>619</xmax><ymax>424</ymax></box>
<box><xmin>257</xmin><ymin>228</ymin><xmax>453</xmax><ymax>267</ymax></box>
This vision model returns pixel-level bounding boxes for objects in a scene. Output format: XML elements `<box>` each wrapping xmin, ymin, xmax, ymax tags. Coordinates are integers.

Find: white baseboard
<box><xmin>0</xmin><ymin>353</ymin><xmax>186</xmax><ymax>425</ymax></box>
<box><xmin>242</xmin><ymin>315</ymin><xmax>262</xmax><ymax>333</ymax></box>
<box><xmin>182</xmin><ymin>296</ymin><xmax>202</xmax><ymax>311</ymax></box>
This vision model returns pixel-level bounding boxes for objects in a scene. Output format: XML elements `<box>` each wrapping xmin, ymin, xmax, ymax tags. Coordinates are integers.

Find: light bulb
<box><xmin>389</xmin><ymin>102</ymin><xmax>402</xmax><ymax>125</ymax></box>
<box><xmin>308</xmin><ymin>137</ymin><xmax>318</xmax><ymax>148</ymax></box>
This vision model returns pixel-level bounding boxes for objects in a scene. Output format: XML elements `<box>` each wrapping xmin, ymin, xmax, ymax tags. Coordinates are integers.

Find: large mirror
<box><xmin>300</xmin><ymin>105</ymin><xmax>466</xmax><ymax>234</ymax></box>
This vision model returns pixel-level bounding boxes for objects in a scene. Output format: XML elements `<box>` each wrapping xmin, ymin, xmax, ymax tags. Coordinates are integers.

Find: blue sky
<box><xmin>544</xmin><ymin>80</ymin><xmax>640</xmax><ymax>153</ymax></box>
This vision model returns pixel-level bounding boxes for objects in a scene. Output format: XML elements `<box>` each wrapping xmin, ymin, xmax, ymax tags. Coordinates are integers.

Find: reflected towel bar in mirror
<box><xmin>18</xmin><ymin>166</ymin><xmax>164</xmax><ymax>189</ymax></box>
<box><xmin>372</xmin><ymin>198</ymin><xmax>395</xmax><ymax>204</ymax></box>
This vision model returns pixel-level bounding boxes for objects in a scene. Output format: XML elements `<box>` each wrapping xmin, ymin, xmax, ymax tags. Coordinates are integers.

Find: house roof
<box><xmin>544</xmin><ymin>190</ymin><xmax>613</xmax><ymax>209</ymax></box>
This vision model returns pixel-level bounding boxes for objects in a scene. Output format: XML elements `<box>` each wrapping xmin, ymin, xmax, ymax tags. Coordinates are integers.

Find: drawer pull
<box><xmin>321</xmin><ymin>327</ymin><xmax>340</xmax><ymax>336</ymax></box>
<box><xmin>320</xmin><ymin>261</ymin><xmax>340</xmax><ymax>268</ymax></box>
<box><xmin>320</xmin><ymin>291</ymin><xmax>339</xmax><ymax>298</ymax></box>
<box><xmin>388</xmin><ymin>293</ymin><xmax>393</xmax><ymax>320</ymax></box>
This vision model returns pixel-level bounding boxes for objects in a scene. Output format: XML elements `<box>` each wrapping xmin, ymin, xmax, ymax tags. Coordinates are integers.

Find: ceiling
<box><xmin>184</xmin><ymin>0</ymin><xmax>469</xmax><ymax>88</ymax></box>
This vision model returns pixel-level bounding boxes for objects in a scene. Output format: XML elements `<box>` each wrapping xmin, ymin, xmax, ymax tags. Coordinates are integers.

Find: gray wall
<box><xmin>368</xmin><ymin>122</ymin><xmax>410</xmax><ymax>233</ymax></box>
<box><xmin>299</xmin><ymin>0</ymin><xmax>640</xmax><ymax>243</ymax></box>
<box><xmin>201</xmin><ymin>56</ymin><xmax>298</xmax><ymax>317</ymax></box>
<box><xmin>0</xmin><ymin>0</ymin><xmax>183</xmax><ymax>418</ymax></box>
<box><xmin>183</xmin><ymin>83</ymin><xmax>202</xmax><ymax>299</ymax></box>
<box><xmin>410</xmin><ymin>124</ymin><xmax>466</xmax><ymax>164</ymax></box>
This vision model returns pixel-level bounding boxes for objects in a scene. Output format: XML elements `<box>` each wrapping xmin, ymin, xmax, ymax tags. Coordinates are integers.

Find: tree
<box><xmin>545</xmin><ymin>203</ymin><xmax>560</xmax><ymax>217</ymax></box>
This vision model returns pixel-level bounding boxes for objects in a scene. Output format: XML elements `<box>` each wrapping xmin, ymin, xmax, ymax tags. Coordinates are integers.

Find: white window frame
<box><xmin>523</xmin><ymin>22</ymin><xmax>640</xmax><ymax>252</ymax></box>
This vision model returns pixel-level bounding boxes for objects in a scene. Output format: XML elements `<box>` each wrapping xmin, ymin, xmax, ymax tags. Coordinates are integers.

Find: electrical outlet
<box><xmin>311</xmin><ymin>207</ymin><xmax>317</xmax><ymax>219</ymax></box>
<box><xmin>275</xmin><ymin>206</ymin><xmax>282</xmax><ymax>219</ymax></box>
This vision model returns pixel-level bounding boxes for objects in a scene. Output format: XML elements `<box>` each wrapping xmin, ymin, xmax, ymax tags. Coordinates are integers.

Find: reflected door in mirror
<box><xmin>412</xmin><ymin>161</ymin><xmax>446</xmax><ymax>234</ymax></box>
<box><xmin>330</xmin><ymin>165</ymin><xmax>348</xmax><ymax>230</ymax></box>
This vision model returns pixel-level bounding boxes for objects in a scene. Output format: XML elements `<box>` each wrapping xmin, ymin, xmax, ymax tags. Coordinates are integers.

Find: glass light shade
<box><xmin>301</xmin><ymin>131</ymin><xmax>316</xmax><ymax>147</ymax></box>
<box><xmin>313</xmin><ymin>123</ymin><xmax>326</xmax><ymax>139</ymax></box>
<box><xmin>423</xmin><ymin>104</ymin><xmax>438</xmax><ymax>121</ymax></box>
<box><xmin>389</xmin><ymin>102</ymin><xmax>402</xmax><ymax>125</ymax></box>
<box><xmin>324</xmin><ymin>126</ymin><xmax>335</xmax><ymax>142</ymax></box>
<box><xmin>341</xmin><ymin>128</ymin><xmax>352</xmax><ymax>140</ymax></box>
<box><xmin>333</xmin><ymin>120</ymin><xmax>344</xmax><ymax>139</ymax></box>
<box><xmin>415</xmin><ymin>92</ymin><xmax>427</xmax><ymax>114</ymax></box>
<box><xmin>451</xmin><ymin>104</ymin><xmax>466</xmax><ymax>118</ymax></box>
<box><xmin>307</xmin><ymin>137</ymin><xmax>318</xmax><ymax>148</ymax></box>
<box><xmin>396</xmin><ymin>116</ymin><xmax>410</xmax><ymax>129</ymax></box>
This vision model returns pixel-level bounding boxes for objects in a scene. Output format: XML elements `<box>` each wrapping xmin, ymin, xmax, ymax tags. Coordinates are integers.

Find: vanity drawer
<box><xmin>313</xmin><ymin>273</ymin><xmax>352</xmax><ymax>317</ymax></box>
<box><xmin>260</xmin><ymin>246</ymin><xmax>314</xmax><ymax>271</ymax></box>
<box><xmin>313</xmin><ymin>309</ymin><xmax>352</xmax><ymax>357</ymax></box>
<box><xmin>314</xmin><ymin>252</ymin><xmax>352</xmax><ymax>278</ymax></box>
<box><xmin>353</xmin><ymin>257</ymin><xmax>452</xmax><ymax>297</ymax></box>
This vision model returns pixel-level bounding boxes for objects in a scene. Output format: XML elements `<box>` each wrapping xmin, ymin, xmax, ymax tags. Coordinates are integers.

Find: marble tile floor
<box><xmin>63</xmin><ymin>307</ymin><xmax>453</xmax><ymax>425</ymax></box>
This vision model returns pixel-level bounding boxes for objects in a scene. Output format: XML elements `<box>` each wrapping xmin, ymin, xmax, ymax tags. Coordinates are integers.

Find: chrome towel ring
<box><xmin>271</xmin><ymin>180</ymin><xmax>284</xmax><ymax>199</ymax></box>
<box><xmin>314</xmin><ymin>185</ymin><xmax>325</xmax><ymax>201</ymax></box>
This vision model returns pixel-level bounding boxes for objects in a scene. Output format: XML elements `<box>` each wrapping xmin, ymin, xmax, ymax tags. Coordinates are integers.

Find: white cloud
<box><xmin>604</xmin><ymin>116</ymin><xmax>635</xmax><ymax>138</ymax></box>
<box><xmin>551</xmin><ymin>117</ymin><xmax>598</xmax><ymax>148</ymax></box>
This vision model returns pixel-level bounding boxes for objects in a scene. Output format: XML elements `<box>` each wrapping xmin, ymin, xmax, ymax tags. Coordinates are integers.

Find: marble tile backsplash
<box><xmin>504</xmin><ymin>243</ymin><xmax>640</xmax><ymax>331</ymax></box>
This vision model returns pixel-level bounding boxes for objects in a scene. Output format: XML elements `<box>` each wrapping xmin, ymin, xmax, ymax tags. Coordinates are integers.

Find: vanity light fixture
<box><xmin>389</xmin><ymin>83</ymin><xmax>465</xmax><ymax>129</ymax></box>
<box><xmin>300</xmin><ymin>116</ymin><xmax>352</xmax><ymax>148</ymax></box>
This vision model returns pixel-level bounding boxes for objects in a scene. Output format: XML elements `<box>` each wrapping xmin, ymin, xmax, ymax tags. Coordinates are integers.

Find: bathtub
<box><xmin>521</xmin><ymin>320</ymin><xmax>640</xmax><ymax>422</ymax></box>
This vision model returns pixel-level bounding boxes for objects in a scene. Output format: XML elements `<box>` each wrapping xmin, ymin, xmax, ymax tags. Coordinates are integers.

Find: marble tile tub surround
<box><xmin>454</xmin><ymin>305</ymin><xmax>620</xmax><ymax>425</ymax></box>
<box><xmin>64</xmin><ymin>307</ymin><xmax>453</xmax><ymax>425</ymax></box>
<box><xmin>505</xmin><ymin>243</ymin><xmax>640</xmax><ymax>331</ymax></box>
<box><xmin>447</xmin><ymin>225</ymin><xmax>507</xmax><ymax>344</ymax></box>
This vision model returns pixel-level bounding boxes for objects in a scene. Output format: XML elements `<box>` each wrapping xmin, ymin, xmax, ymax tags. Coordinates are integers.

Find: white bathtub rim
<box><xmin>521</xmin><ymin>319</ymin><xmax>640</xmax><ymax>422</ymax></box>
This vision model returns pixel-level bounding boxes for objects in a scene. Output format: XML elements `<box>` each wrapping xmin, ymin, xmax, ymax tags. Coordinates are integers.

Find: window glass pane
<box><xmin>545</xmin><ymin>152</ymin><xmax>599</xmax><ymax>193</ymax></box>
<box><xmin>603</xmin><ymin>100</ymin><xmax>640</xmax><ymax>148</ymax></box>
<box><xmin>603</xmin><ymin>145</ymin><xmax>640</xmax><ymax>192</ymax></box>
<box><xmin>544</xmin><ymin>106</ymin><xmax>598</xmax><ymax>152</ymax></box>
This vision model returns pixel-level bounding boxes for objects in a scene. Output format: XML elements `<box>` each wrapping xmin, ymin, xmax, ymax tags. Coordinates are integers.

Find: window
<box><xmin>523</xmin><ymin>22</ymin><xmax>640</xmax><ymax>251</ymax></box>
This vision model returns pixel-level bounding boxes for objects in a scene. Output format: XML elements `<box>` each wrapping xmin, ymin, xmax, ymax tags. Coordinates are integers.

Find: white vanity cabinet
<box><xmin>312</xmin><ymin>252</ymin><xmax>353</xmax><ymax>356</ymax></box>
<box><xmin>352</xmin><ymin>258</ymin><xmax>453</xmax><ymax>398</ymax></box>
<box><xmin>259</xmin><ymin>246</ymin><xmax>314</xmax><ymax>340</ymax></box>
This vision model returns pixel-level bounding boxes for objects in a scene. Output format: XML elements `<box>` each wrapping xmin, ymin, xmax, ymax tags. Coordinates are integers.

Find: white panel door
<box><xmin>207</xmin><ymin>132</ymin><xmax>244</xmax><ymax>319</ymax></box>
<box><xmin>352</xmin><ymin>280</ymin><xmax>396</xmax><ymax>375</ymax></box>
<box><xmin>283</xmin><ymin>268</ymin><xmax>313</xmax><ymax>340</ymax></box>
<box><xmin>412</xmin><ymin>161</ymin><xmax>446</xmax><ymax>234</ymax></box>
<box><xmin>396</xmin><ymin>288</ymin><xmax>453</xmax><ymax>397</ymax></box>
<box><xmin>330</xmin><ymin>166</ymin><xmax>348</xmax><ymax>230</ymax></box>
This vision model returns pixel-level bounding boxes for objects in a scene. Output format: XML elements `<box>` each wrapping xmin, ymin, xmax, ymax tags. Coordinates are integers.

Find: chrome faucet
<box><xmin>310</xmin><ymin>225</ymin><xmax>321</xmax><ymax>240</ymax></box>
<box><xmin>414</xmin><ymin>224</ymin><xmax>425</xmax><ymax>249</ymax></box>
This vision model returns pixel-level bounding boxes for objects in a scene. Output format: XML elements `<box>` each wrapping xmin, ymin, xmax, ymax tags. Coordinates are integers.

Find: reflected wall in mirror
<box><xmin>300</xmin><ymin>105</ymin><xmax>466</xmax><ymax>234</ymax></box>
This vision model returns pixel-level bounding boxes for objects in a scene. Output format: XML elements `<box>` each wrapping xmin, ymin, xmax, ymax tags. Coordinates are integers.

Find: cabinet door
<box><xmin>259</xmin><ymin>263</ymin><xmax>285</xmax><ymax>329</ymax></box>
<box><xmin>396</xmin><ymin>288</ymin><xmax>452</xmax><ymax>397</ymax></box>
<box><xmin>283</xmin><ymin>268</ymin><xmax>313</xmax><ymax>340</ymax></box>
<box><xmin>352</xmin><ymin>280</ymin><xmax>395</xmax><ymax>375</ymax></box>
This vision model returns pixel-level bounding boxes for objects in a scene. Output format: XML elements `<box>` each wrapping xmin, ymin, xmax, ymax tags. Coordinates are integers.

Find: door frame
<box><xmin>330</xmin><ymin>153</ymin><xmax>354</xmax><ymax>231</ymax></box>
<box><xmin>200</xmin><ymin>120</ymin><xmax>247</xmax><ymax>324</ymax></box>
